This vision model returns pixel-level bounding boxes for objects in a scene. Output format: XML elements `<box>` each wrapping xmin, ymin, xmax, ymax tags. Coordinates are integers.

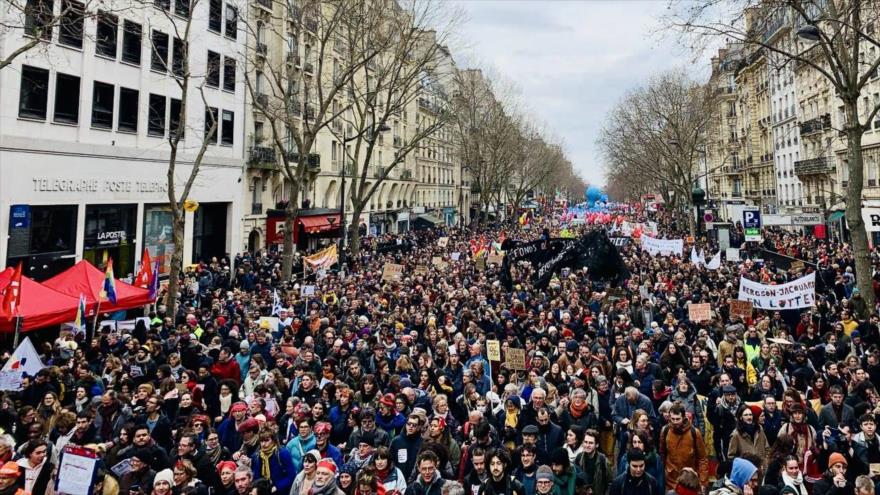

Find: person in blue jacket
<box><xmin>251</xmin><ymin>430</ymin><xmax>296</xmax><ymax>495</ymax></box>
<box><xmin>314</xmin><ymin>421</ymin><xmax>345</xmax><ymax>467</ymax></box>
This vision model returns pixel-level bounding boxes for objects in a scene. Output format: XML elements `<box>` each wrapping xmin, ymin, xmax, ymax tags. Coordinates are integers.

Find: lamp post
<box><xmin>692</xmin><ymin>185</ymin><xmax>706</xmax><ymax>235</ymax></box>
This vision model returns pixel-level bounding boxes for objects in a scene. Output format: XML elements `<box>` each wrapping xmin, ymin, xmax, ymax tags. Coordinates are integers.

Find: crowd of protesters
<box><xmin>0</xmin><ymin>206</ymin><xmax>879</xmax><ymax>495</ymax></box>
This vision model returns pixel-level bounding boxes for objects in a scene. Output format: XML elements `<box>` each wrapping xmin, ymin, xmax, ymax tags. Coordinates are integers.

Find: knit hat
<box><xmin>317</xmin><ymin>459</ymin><xmax>337</xmax><ymax>473</ymax></box>
<box><xmin>154</xmin><ymin>468</ymin><xmax>174</xmax><ymax>487</ymax></box>
<box><xmin>536</xmin><ymin>465</ymin><xmax>554</xmax><ymax>481</ymax></box>
<box><xmin>379</xmin><ymin>393</ymin><xmax>395</xmax><ymax>408</ymax></box>
<box><xmin>0</xmin><ymin>462</ymin><xmax>18</xmax><ymax>478</ymax></box>
<box><xmin>313</xmin><ymin>422</ymin><xmax>332</xmax><ymax>435</ymax></box>
<box><xmin>304</xmin><ymin>449</ymin><xmax>322</xmax><ymax>463</ymax></box>
<box><xmin>216</xmin><ymin>461</ymin><xmax>237</xmax><ymax>474</ymax></box>
<box><xmin>828</xmin><ymin>452</ymin><xmax>848</xmax><ymax>468</ymax></box>
<box><xmin>230</xmin><ymin>402</ymin><xmax>248</xmax><ymax>414</ymax></box>
<box><xmin>237</xmin><ymin>418</ymin><xmax>260</xmax><ymax>434</ymax></box>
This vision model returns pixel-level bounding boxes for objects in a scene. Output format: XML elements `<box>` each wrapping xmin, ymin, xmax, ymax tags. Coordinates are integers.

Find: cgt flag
<box><xmin>133</xmin><ymin>249</ymin><xmax>153</xmax><ymax>288</ymax></box>
<box><xmin>0</xmin><ymin>262</ymin><xmax>23</xmax><ymax>320</ymax></box>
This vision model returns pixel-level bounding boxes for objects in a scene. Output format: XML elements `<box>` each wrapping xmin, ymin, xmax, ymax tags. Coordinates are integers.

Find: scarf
<box><xmin>376</xmin><ymin>466</ymin><xmax>391</xmax><ymax>481</ymax></box>
<box><xmin>737</xmin><ymin>420</ymin><xmax>758</xmax><ymax>438</ymax></box>
<box><xmin>570</xmin><ymin>400</ymin><xmax>588</xmax><ymax>419</ymax></box>
<box><xmin>782</xmin><ymin>471</ymin><xmax>806</xmax><ymax>495</ymax></box>
<box><xmin>504</xmin><ymin>408</ymin><xmax>518</xmax><ymax>429</ymax></box>
<box><xmin>204</xmin><ymin>443</ymin><xmax>222</xmax><ymax>465</ymax></box>
<box><xmin>219</xmin><ymin>394</ymin><xmax>232</xmax><ymax>415</ymax></box>
<box><xmin>675</xmin><ymin>485</ymin><xmax>700</xmax><ymax>495</ymax></box>
<box><xmin>259</xmin><ymin>444</ymin><xmax>278</xmax><ymax>481</ymax></box>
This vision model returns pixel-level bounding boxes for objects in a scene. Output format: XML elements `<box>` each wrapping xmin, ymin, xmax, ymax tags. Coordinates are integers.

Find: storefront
<box><xmin>192</xmin><ymin>202</ymin><xmax>230</xmax><ymax>264</ymax></box>
<box><xmin>266</xmin><ymin>208</ymin><xmax>341</xmax><ymax>252</ymax></box>
<box><xmin>396</xmin><ymin>212</ymin><xmax>410</xmax><ymax>233</ymax></box>
<box><xmin>143</xmin><ymin>204</ymin><xmax>176</xmax><ymax>277</ymax></box>
<box><xmin>443</xmin><ymin>207</ymin><xmax>456</xmax><ymax>226</ymax></box>
<box><xmin>6</xmin><ymin>204</ymin><xmax>78</xmax><ymax>280</ymax></box>
<box><xmin>82</xmin><ymin>204</ymin><xmax>138</xmax><ymax>277</ymax></box>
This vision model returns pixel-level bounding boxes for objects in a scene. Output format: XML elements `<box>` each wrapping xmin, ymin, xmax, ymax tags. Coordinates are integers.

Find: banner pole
<box><xmin>12</xmin><ymin>316</ymin><xmax>22</xmax><ymax>349</ymax></box>
<box><xmin>90</xmin><ymin>299</ymin><xmax>102</xmax><ymax>343</ymax></box>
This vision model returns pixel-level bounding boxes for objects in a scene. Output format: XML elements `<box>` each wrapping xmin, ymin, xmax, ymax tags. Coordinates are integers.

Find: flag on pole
<box><xmin>271</xmin><ymin>289</ymin><xmax>284</xmax><ymax>316</ymax></box>
<box><xmin>134</xmin><ymin>249</ymin><xmax>153</xmax><ymax>288</ymax></box>
<box><xmin>303</xmin><ymin>245</ymin><xmax>338</xmax><ymax>272</ymax></box>
<box><xmin>0</xmin><ymin>262</ymin><xmax>23</xmax><ymax>320</ymax></box>
<box><xmin>706</xmin><ymin>251</ymin><xmax>722</xmax><ymax>270</ymax></box>
<box><xmin>148</xmin><ymin>261</ymin><xmax>160</xmax><ymax>300</ymax></box>
<box><xmin>74</xmin><ymin>294</ymin><xmax>87</xmax><ymax>331</ymax></box>
<box><xmin>0</xmin><ymin>337</ymin><xmax>46</xmax><ymax>391</ymax></box>
<box><xmin>103</xmin><ymin>258</ymin><xmax>117</xmax><ymax>304</ymax></box>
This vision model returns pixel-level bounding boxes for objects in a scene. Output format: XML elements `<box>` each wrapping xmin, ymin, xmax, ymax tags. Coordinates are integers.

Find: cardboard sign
<box><xmin>790</xmin><ymin>260</ymin><xmax>805</xmax><ymax>272</ymax></box>
<box><xmin>506</xmin><ymin>348</ymin><xmax>527</xmax><ymax>370</ymax></box>
<box><xmin>414</xmin><ymin>265</ymin><xmax>429</xmax><ymax>276</ymax></box>
<box><xmin>431</xmin><ymin>256</ymin><xmax>447</xmax><ymax>270</ymax></box>
<box><xmin>301</xmin><ymin>285</ymin><xmax>316</xmax><ymax>296</ymax></box>
<box><xmin>475</xmin><ymin>257</ymin><xmax>486</xmax><ymax>271</ymax></box>
<box><xmin>726</xmin><ymin>248</ymin><xmax>740</xmax><ymax>262</ymax></box>
<box><xmin>381</xmin><ymin>263</ymin><xmax>404</xmax><ymax>282</ymax></box>
<box><xmin>450</xmin><ymin>252</ymin><xmax>461</xmax><ymax>261</ymax></box>
<box><xmin>438</xmin><ymin>237</ymin><xmax>449</xmax><ymax>247</ymax></box>
<box><xmin>688</xmin><ymin>303</ymin><xmax>712</xmax><ymax>322</ymax></box>
<box><xmin>486</xmin><ymin>340</ymin><xmax>501</xmax><ymax>361</ymax></box>
<box><xmin>487</xmin><ymin>252</ymin><xmax>504</xmax><ymax>265</ymax></box>
<box><xmin>729</xmin><ymin>300</ymin><xmax>753</xmax><ymax>319</ymax></box>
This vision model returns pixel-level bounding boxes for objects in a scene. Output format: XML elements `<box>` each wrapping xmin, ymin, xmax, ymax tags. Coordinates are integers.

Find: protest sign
<box><xmin>688</xmin><ymin>303</ymin><xmax>712</xmax><ymax>322</ymax></box>
<box><xmin>431</xmin><ymin>257</ymin><xmax>447</xmax><ymax>269</ymax></box>
<box><xmin>729</xmin><ymin>300</ymin><xmax>753</xmax><ymax>319</ymax></box>
<box><xmin>414</xmin><ymin>265</ymin><xmax>429</xmax><ymax>276</ymax></box>
<box><xmin>450</xmin><ymin>252</ymin><xmax>461</xmax><ymax>261</ymax></box>
<box><xmin>487</xmin><ymin>252</ymin><xmax>504</xmax><ymax>265</ymax></box>
<box><xmin>641</xmin><ymin>236</ymin><xmax>684</xmax><ymax>256</ymax></box>
<box><xmin>790</xmin><ymin>260</ymin><xmax>805</xmax><ymax>272</ymax></box>
<box><xmin>438</xmin><ymin>237</ymin><xmax>449</xmax><ymax>247</ymax></box>
<box><xmin>486</xmin><ymin>340</ymin><xmax>501</xmax><ymax>361</ymax></box>
<box><xmin>738</xmin><ymin>272</ymin><xmax>815</xmax><ymax>309</ymax></box>
<box><xmin>475</xmin><ymin>257</ymin><xmax>486</xmax><ymax>271</ymax></box>
<box><xmin>57</xmin><ymin>445</ymin><xmax>98</xmax><ymax>495</ymax></box>
<box><xmin>506</xmin><ymin>348</ymin><xmax>527</xmax><ymax>370</ymax></box>
<box><xmin>301</xmin><ymin>285</ymin><xmax>316</xmax><ymax>296</ymax></box>
<box><xmin>381</xmin><ymin>263</ymin><xmax>404</xmax><ymax>282</ymax></box>
<box><xmin>726</xmin><ymin>248</ymin><xmax>740</xmax><ymax>262</ymax></box>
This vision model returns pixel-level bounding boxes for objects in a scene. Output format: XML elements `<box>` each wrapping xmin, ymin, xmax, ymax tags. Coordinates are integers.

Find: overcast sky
<box><xmin>448</xmin><ymin>0</ymin><xmax>696</xmax><ymax>188</ymax></box>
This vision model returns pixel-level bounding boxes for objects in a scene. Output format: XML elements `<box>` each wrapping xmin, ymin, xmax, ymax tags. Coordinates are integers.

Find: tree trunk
<box><xmin>164</xmin><ymin>212</ymin><xmax>185</xmax><ymax>316</ymax></box>
<box><xmin>281</xmin><ymin>201</ymin><xmax>297</xmax><ymax>281</ymax></box>
<box><xmin>348</xmin><ymin>203</ymin><xmax>365</xmax><ymax>263</ymax></box>
<box><xmin>844</xmin><ymin>99</ymin><xmax>876</xmax><ymax>311</ymax></box>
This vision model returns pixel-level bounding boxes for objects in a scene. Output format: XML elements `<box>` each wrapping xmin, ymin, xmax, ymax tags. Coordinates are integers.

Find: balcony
<box><xmin>799</xmin><ymin>114</ymin><xmax>831</xmax><ymax>136</ymax></box>
<box><xmin>374</xmin><ymin>166</ymin><xmax>385</xmax><ymax>178</ymax></box>
<box><xmin>251</xmin><ymin>203</ymin><xmax>264</xmax><ymax>215</ymax></box>
<box><xmin>248</xmin><ymin>146</ymin><xmax>277</xmax><ymax>168</ymax></box>
<box><xmin>255</xmin><ymin>0</ymin><xmax>271</xmax><ymax>9</ymax></box>
<box><xmin>304</xmin><ymin>61</ymin><xmax>313</xmax><ymax>74</ymax></box>
<box><xmin>304</xmin><ymin>16</ymin><xmax>318</xmax><ymax>32</ymax></box>
<box><xmin>794</xmin><ymin>156</ymin><xmax>831</xmax><ymax>176</ymax></box>
<box><xmin>256</xmin><ymin>43</ymin><xmax>267</xmax><ymax>57</ymax></box>
<box><xmin>393</xmin><ymin>136</ymin><xmax>402</xmax><ymax>147</ymax></box>
<box><xmin>400</xmin><ymin>169</ymin><xmax>413</xmax><ymax>180</ymax></box>
<box><xmin>255</xmin><ymin>94</ymin><xmax>268</xmax><ymax>107</ymax></box>
<box><xmin>304</xmin><ymin>104</ymin><xmax>315</xmax><ymax>120</ymax></box>
<box><xmin>287</xmin><ymin>53</ymin><xmax>301</xmax><ymax>67</ymax></box>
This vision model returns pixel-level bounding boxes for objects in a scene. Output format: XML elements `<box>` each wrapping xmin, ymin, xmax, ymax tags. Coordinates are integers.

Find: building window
<box><xmin>221</xmin><ymin>110</ymin><xmax>234</xmax><ymax>145</ymax></box>
<box><xmin>18</xmin><ymin>65</ymin><xmax>49</xmax><ymax>120</ymax></box>
<box><xmin>205</xmin><ymin>106</ymin><xmax>218</xmax><ymax>143</ymax></box>
<box><xmin>151</xmin><ymin>30</ymin><xmax>169</xmax><ymax>72</ymax></box>
<box><xmin>223</xmin><ymin>57</ymin><xmax>235</xmax><ymax>91</ymax></box>
<box><xmin>154</xmin><ymin>0</ymin><xmax>170</xmax><ymax>10</ymax></box>
<box><xmin>25</xmin><ymin>0</ymin><xmax>54</xmax><ymax>40</ymax></box>
<box><xmin>174</xmin><ymin>0</ymin><xmax>189</xmax><ymax>18</ymax></box>
<box><xmin>206</xmin><ymin>51</ymin><xmax>220</xmax><ymax>87</ymax></box>
<box><xmin>208</xmin><ymin>0</ymin><xmax>222</xmax><ymax>32</ymax></box>
<box><xmin>170</xmin><ymin>98</ymin><xmax>183</xmax><ymax>138</ymax></box>
<box><xmin>224</xmin><ymin>4</ymin><xmax>237</xmax><ymax>38</ymax></box>
<box><xmin>148</xmin><ymin>94</ymin><xmax>166</xmax><ymax>136</ymax></box>
<box><xmin>172</xmin><ymin>37</ymin><xmax>186</xmax><ymax>77</ymax></box>
<box><xmin>122</xmin><ymin>20</ymin><xmax>142</xmax><ymax>65</ymax></box>
<box><xmin>91</xmin><ymin>81</ymin><xmax>114</xmax><ymax>129</ymax></box>
<box><xmin>58</xmin><ymin>0</ymin><xmax>85</xmax><ymax>48</ymax></box>
<box><xmin>53</xmin><ymin>73</ymin><xmax>80</xmax><ymax>124</ymax></box>
<box><xmin>118</xmin><ymin>87</ymin><xmax>138</xmax><ymax>132</ymax></box>
<box><xmin>95</xmin><ymin>11</ymin><xmax>118</xmax><ymax>58</ymax></box>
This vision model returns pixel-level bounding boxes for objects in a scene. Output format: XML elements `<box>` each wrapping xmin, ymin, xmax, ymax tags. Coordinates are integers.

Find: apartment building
<box><xmin>0</xmin><ymin>0</ymin><xmax>245</xmax><ymax>279</ymax></box>
<box><xmin>706</xmin><ymin>45</ymin><xmax>744</xmax><ymax>222</ymax></box>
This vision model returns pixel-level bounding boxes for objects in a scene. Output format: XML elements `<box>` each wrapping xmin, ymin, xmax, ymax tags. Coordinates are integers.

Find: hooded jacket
<box><xmin>286</xmin><ymin>432</ymin><xmax>317</xmax><ymax>472</ymax></box>
<box><xmin>708</xmin><ymin>459</ymin><xmax>757</xmax><ymax>495</ymax></box>
<box><xmin>658</xmin><ymin>417</ymin><xmax>708</xmax><ymax>490</ymax></box>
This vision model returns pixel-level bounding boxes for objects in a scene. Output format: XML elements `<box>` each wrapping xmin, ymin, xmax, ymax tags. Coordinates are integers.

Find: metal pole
<box><xmin>339</xmin><ymin>160</ymin><xmax>346</xmax><ymax>270</ymax></box>
<box><xmin>90</xmin><ymin>299</ymin><xmax>102</xmax><ymax>344</ymax></box>
<box><xmin>12</xmin><ymin>316</ymin><xmax>22</xmax><ymax>349</ymax></box>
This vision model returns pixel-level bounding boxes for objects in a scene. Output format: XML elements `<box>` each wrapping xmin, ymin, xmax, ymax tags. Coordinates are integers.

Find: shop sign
<box><xmin>97</xmin><ymin>230</ymin><xmax>128</xmax><ymax>246</ymax></box>
<box><xmin>791</xmin><ymin>213</ymin><xmax>823</xmax><ymax>226</ymax></box>
<box><xmin>32</xmin><ymin>177</ymin><xmax>167</xmax><ymax>193</ymax></box>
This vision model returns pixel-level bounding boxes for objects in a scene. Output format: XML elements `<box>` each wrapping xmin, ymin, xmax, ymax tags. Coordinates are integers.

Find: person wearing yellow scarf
<box><xmin>253</xmin><ymin>432</ymin><xmax>297</xmax><ymax>494</ymax></box>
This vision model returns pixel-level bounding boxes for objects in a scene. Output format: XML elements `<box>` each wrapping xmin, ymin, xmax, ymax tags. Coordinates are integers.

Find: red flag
<box><xmin>134</xmin><ymin>249</ymin><xmax>154</xmax><ymax>288</ymax></box>
<box><xmin>0</xmin><ymin>262</ymin><xmax>23</xmax><ymax>320</ymax></box>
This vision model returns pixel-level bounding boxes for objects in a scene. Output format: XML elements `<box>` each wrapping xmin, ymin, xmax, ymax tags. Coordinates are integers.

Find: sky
<box><xmin>447</xmin><ymin>0</ymin><xmax>697</xmax><ymax>188</ymax></box>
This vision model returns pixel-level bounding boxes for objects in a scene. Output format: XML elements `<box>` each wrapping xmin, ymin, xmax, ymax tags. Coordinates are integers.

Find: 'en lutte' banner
<box><xmin>738</xmin><ymin>272</ymin><xmax>815</xmax><ymax>310</ymax></box>
<box><xmin>641</xmin><ymin>236</ymin><xmax>684</xmax><ymax>256</ymax></box>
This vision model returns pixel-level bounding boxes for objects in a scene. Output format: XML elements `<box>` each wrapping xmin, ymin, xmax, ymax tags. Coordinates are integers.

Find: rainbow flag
<box><xmin>74</xmin><ymin>294</ymin><xmax>86</xmax><ymax>330</ymax></box>
<box><xmin>103</xmin><ymin>258</ymin><xmax>117</xmax><ymax>304</ymax></box>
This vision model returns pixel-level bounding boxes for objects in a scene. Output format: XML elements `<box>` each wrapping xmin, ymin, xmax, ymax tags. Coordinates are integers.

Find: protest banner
<box><xmin>726</xmin><ymin>248</ymin><xmax>740</xmax><ymax>262</ymax></box>
<box><xmin>506</xmin><ymin>348</ymin><xmax>527</xmax><ymax>370</ymax></box>
<box><xmin>381</xmin><ymin>263</ymin><xmax>405</xmax><ymax>282</ymax></box>
<box><xmin>738</xmin><ymin>272</ymin><xmax>815</xmax><ymax>309</ymax></box>
<box><xmin>640</xmin><ymin>236</ymin><xmax>684</xmax><ymax>256</ymax></box>
<box><xmin>486</xmin><ymin>340</ymin><xmax>501</xmax><ymax>361</ymax></box>
<box><xmin>56</xmin><ymin>445</ymin><xmax>98</xmax><ymax>495</ymax></box>
<box><xmin>729</xmin><ymin>300</ymin><xmax>753</xmax><ymax>319</ymax></box>
<box><xmin>688</xmin><ymin>303</ymin><xmax>712</xmax><ymax>322</ymax></box>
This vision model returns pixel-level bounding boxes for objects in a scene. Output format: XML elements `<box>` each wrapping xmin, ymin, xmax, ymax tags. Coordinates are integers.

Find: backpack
<box><xmin>660</xmin><ymin>424</ymin><xmax>699</xmax><ymax>467</ymax></box>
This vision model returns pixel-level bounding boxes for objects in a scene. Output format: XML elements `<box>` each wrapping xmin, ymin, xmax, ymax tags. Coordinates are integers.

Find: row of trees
<box><xmin>602</xmin><ymin>0</ymin><xmax>880</xmax><ymax>309</ymax></box>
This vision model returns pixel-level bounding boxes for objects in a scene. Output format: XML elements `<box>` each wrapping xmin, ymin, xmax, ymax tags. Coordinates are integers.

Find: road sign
<box><xmin>743</xmin><ymin>208</ymin><xmax>762</xmax><ymax>242</ymax></box>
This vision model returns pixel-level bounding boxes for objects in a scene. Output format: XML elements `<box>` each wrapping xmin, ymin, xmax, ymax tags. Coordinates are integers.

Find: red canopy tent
<box><xmin>0</xmin><ymin>268</ymin><xmax>81</xmax><ymax>333</ymax></box>
<box><xmin>43</xmin><ymin>260</ymin><xmax>154</xmax><ymax>313</ymax></box>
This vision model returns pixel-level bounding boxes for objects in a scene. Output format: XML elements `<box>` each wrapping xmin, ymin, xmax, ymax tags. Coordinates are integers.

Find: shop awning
<box><xmin>298</xmin><ymin>214</ymin><xmax>341</xmax><ymax>233</ymax></box>
<box><xmin>43</xmin><ymin>260</ymin><xmax>154</xmax><ymax>313</ymax></box>
<box><xmin>0</xmin><ymin>268</ymin><xmax>81</xmax><ymax>333</ymax></box>
<box><xmin>828</xmin><ymin>211</ymin><xmax>845</xmax><ymax>222</ymax></box>
<box><xmin>417</xmin><ymin>214</ymin><xmax>442</xmax><ymax>225</ymax></box>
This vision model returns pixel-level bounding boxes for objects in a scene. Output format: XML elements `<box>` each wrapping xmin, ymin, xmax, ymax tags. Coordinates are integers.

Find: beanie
<box><xmin>154</xmin><ymin>469</ymin><xmax>174</xmax><ymax>487</ymax></box>
<box><xmin>536</xmin><ymin>465</ymin><xmax>554</xmax><ymax>481</ymax></box>
<box><xmin>828</xmin><ymin>452</ymin><xmax>848</xmax><ymax>468</ymax></box>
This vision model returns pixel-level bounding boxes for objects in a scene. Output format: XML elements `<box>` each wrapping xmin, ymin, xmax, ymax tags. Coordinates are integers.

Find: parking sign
<box><xmin>743</xmin><ymin>208</ymin><xmax>762</xmax><ymax>242</ymax></box>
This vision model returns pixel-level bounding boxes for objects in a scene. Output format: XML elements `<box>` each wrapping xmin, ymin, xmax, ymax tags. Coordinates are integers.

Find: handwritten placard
<box><xmin>414</xmin><ymin>265</ymin><xmax>429</xmax><ymax>276</ymax></box>
<box><xmin>381</xmin><ymin>263</ymin><xmax>404</xmax><ymax>282</ymax></box>
<box><xmin>688</xmin><ymin>303</ymin><xmax>712</xmax><ymax>322</ymax></box>
<box><xmin>486</xmin><ymin>340</ymin><xmax>501</xmax><ymax>361</ymax></box>
<box><xmin>790</xmin><ymin>260</ymin><xmax>805</xmax><ymax>272</ymax></box>
<box><xmin>729</xmin><ymin>300</ymin><xmax>753</xmax><ymax>319</ymax></box>
<box><xmin>450</xmin><ymin>252</ymin><xmax>461</xmax><ymax>261</ymax></box>
<box><xmin>475</xmin><ymin>257</ymin><xmax>486</xmax><ymax>271</ymax></box>
<box><xmin>57</xmin><ymin>446</ymin><xmax>98</xmax><ymax>495</ymax></box>
<box><xmin>506</xmin><ymin>348</ymin><xmax>527</xmax><ymax>370</ymax></box>
<box><xmin>487</xmin><ymin>252</ymin><xmax>504</xmax><ymax>265</ymax></box>
<box><xmin>438</xmin><ymin>237</ymin><xmax>449</xmax><ymax>247</ymax></box>
<box><xmin>431</xmin><ymin>257</ymin><xmax>447</xmax><ymax>270</ymax></box>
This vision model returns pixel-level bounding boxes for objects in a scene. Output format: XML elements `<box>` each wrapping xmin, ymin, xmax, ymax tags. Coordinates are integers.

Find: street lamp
<box><xmin>797</xmin><ymin>25</ymin><xmax>822</xmax><ymax>41</ymax></box>
<box><xmin>692</xmin><ymin>185</ymin><xmax>706</xmax><ymax>234</ymax></box>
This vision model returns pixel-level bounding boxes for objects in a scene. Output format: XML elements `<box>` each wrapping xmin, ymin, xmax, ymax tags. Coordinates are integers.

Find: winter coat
<box><xmin>250</xmin><ymin>447</ymin><xmax>296</xmax><ymax>494</ymax></box>
<box><xmin>574</xmin><ymin>451</ymin><xmax>612</xmax><ymax>495</ymax></box>
<box><xmin>811</xmin><ymin>471</ymin><xmax>853</xmax><ymax>495</ymax></box>
<box><xmin>285</xmin><ymin>433</ymin><xmax>317</xmax><ymax>473</ymax></box>
<box><xmin>657</xmin><ymin>419</ymin><xmax>709</xmax><ymax>490</ymax></box>
<box><xmin>727</xmin><ymin>427</ymin><xmax>770</xmax><ymax>471</ymax></box>
<box><xmin>608</xmin><ymin>472</ymin><xmax>662</xmax><ymax>495</ymax></box>
<box><xmin>390</xmin><ymin>432</ymin><xmax>423</xmax><ymax>481</ymax></box>
<box><xmin>405</xmin><ymin>471</ymin><xmax>446</xmax><ymax>495</ymax></box>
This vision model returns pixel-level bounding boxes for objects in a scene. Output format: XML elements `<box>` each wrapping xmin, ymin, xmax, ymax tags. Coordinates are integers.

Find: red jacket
<box><xmin>211</xmin><ymin>359</ymin><xmax>241</xmax><ymax>384</ymax></box>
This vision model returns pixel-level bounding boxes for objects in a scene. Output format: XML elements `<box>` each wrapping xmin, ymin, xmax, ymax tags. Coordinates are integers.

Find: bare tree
<box><xmin>598</xmin><ymin>70</ymin><xmax>717</xmax><ymax>234</ymax></box>
<box><xmin>337</xmin><ymin>0</ymin><xmax>458</xmax><ymax>260</ymax></box>
<box><xmin>666</xmin><ymin>0</ymin><xmax>880</xmax><ymax>308</ymax></box>
<box><xmin>506</xmin><ymin>128</ymin><xmax>568</xmax><ymax>214</ymax></box>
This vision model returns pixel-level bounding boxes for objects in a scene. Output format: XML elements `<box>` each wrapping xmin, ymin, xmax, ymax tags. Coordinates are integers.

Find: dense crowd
<box><xmin>0</xmin><ymin>208</ymin><xmax>879</xmax><ymax>495</ymax></box>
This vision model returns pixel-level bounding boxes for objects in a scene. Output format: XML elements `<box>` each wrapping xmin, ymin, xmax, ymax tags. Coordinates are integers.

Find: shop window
<box><xmin>170</xmin><ymin>98</ymin><xmax>183</xmax><ymax>138</ymax></box>
<box><xmin>151</xmin><ymin>30</ymin><xmax>169</xmax><ymax>72</ymax></box>
<box><xmin>143</xmin><ymin>205</ymin><xmax>175</xmax><ymax>276</ymax></box>
<box><xmin>95</xmin><ymin>11</ymin><xmax>118</xmax><ymax>58</ymax></box>
<box><xmin>208</xmin><ymin>0</ymin><xmax>222</xmax><ymax>32</ymax></box>
<box><xmin>148</xmin><ymin>94</ymin><xmax>166</xmax><ymax>136</ymax></box>
<box><xmin>25</xmin><ymin>0</ymin><xmax>53</xmax><ymax>40</ymax></box>
<box><xmin>122</xmin><ymin>20</ymin><xmax>142</xmax><ymax>65</ymax></box>
<box><xmin>223</xmin><ymin>57</ymin><xmax>235</xmax><ymax>91</ymax></box>
<box><xmin>225</xmin><ymin>4</ymin><xmax>237</xmax><ymax>38</ymax></box>
<box><xmin>206</xmin><ymin>51</ymin><xmax>220</xmax><ymax>87</ymax></box>
<box><xmin>205</xmin><ymin>106</ymin><xmax>218</xmax><ymax>143</ymax></box>
<box><xmin>118</xmin><ymin>87</ymin><xmax>138</xmax><ymax>132</ymax></box>
<box><xmin>58</xmin><ymin>0</ymin><xmax>85</xmax><ymax>48</ymax></box>
<box><xmin>91</xmin><ymin>81</ymin><xmax>114</xmax><ymax>129</ymax></box>
<box><xmin>18</xmin><ymin>65</ymin><xmax>49</xmax><ymax>120</ymax></box>
<box><xmin>53</xmin><ymin>73</ymin><xmax>80</xmax><ymax>124</ymax></box>
<box><xmin>221</xmin><ymin>110</ymin><xmax>234</xmax><ymax>145</ymax></box>
<box><xmin>30</xmin><ymin>205</ymin><xmax>78</xmax><ymax>254</ymax></box>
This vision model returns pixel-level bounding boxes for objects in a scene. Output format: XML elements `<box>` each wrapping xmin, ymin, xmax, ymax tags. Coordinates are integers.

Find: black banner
<box><xmin>609</xmin><ymin>237</ymin><xmax>630</xmax><ymax>247</ymax></box>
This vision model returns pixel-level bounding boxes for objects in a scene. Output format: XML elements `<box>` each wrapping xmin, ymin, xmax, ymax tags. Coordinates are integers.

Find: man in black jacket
<box><xmin>609</xmin><ymin>449</ymin><xmax>661</xmax><ymax>495</ymax></box>
<box><xmin>479</xmin><ymin>449</ymin><xmax>525</xmax><ymax>495</ymax></box>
